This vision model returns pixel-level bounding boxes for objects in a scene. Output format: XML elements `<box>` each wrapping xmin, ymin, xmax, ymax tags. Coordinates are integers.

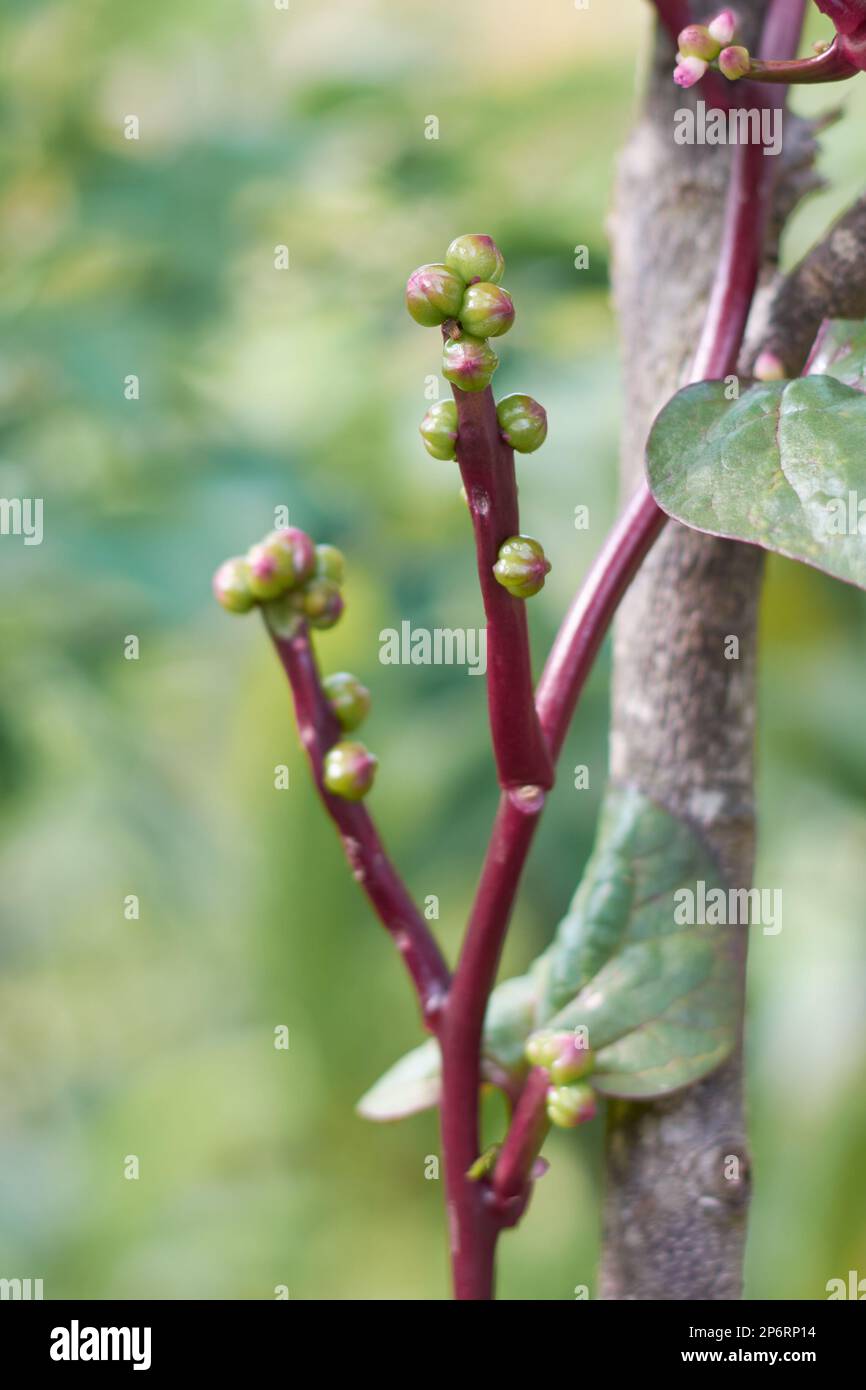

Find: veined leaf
<box><xmin>539</xmin><ymin>787</ymin><xmax>740</xmax><ymax>1098</ymax></box>
<box><xmin>646</xmin><ymin>321</ymin><xmax>866</xmax><ymax>590</ymax></box>
<box><xmin>358</xmin><ymin>786</ymin><xmax>743</xmax><ymax>1116</ymax></box>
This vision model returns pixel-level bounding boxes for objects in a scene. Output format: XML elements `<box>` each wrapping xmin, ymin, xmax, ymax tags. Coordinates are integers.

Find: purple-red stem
<box><xmin>440</xmin><ymin>0</ymin><xmax>806</xmax><ymax>1301</ymax></box>
<box><xmin>268</xmin><ymin>621</ymin><xmax>450</xmax><ymax>1031</ymax></box>
<box><xmin>491</xmin><ymin>1067</ymin><xmax>551</xmax><ymax>1209</ymax></box>
<box><xmin>745</xmin><ymin>39</ymin><xmax>857</xmax><ymax>83</ymax></box>
<box><xmin>451</xmin><ymin>384</ymin><xmax>555</xmax><ymax>792</ymax></box>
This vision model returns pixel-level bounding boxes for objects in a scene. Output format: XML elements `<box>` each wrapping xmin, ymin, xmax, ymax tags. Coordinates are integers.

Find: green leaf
<box><xmin>806</xmin><ymin>318</ymin><xmax>866</xmax><ymax>391</ymax></box>
<box><xmin>538</xmin><ymin>787</ymin><xmax>740</xmax><ymax>1098</ymax></box>
<box><xmin>646</xmin><ymin>355</ymin><xmax>866</xmax><ymax>590</ymax></box>
<box><xmin>355</xmin><ymin>1038</ymin><xmax>441</xmax><ymax>1121</ymax></box>
<box><xmin>358</xmin><ymin>786</ymin><xmax>742</xmax><ymax>1117</ymax></box>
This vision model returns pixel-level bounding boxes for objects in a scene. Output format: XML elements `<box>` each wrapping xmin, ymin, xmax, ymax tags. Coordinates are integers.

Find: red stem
<box><xmin>745</xmin><ymin>39</ymin><xmax>857</xmax><ymax>83</ymax></box>
<box><xmin>268</xmin><ymin>621</ymin><xmax>450</xmax><ymax>1031</ymax></box>
<box><xmin>651</xmin><ymin>0</ymin><xmax>691</xmax><ymax>44</ymax></box>
<box><xmin>439</xmin><ymin>0</ymin><xmax>806</xmax><ymax>1300</ymax></box>
<box><xmin>491</xmin><ymin>1067</ymin><xmax>551</xmax><ymax>1209</ymax></box>
<box><xmin>451</xmin><ymin>384</ymin><xmax>554</xmax><ymax>792</ymax></box>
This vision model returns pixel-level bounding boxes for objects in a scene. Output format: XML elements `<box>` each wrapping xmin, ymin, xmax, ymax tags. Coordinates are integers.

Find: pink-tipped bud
<box><xmin>550</xmin><ymin>1037</ymin><xmax>594</xmax><ymax>1086</ymax></box>
<box><xmin>718</xmin><ymin>45</ymin><xmax>751</xmax><ymax>80</ymax></box>
<box><xmin>526</xmin><ymin>1030</ymin><xmax>593</xmax><ymax>1084</ymax></box>
<box><xmin>708</xmin><ymin>10</ymin><xmax>737</xmax><ymax>46</ymax></box>
<box><xmin>546</xmin><ymin>1083</ymin><xmax>597</xmax><ymax>1130</ymax></box>
<box><xmin>677</xmin><ymin>24</ymin><xmax>720</xmax><ymax>60</ymax></box>
<box><xmin>213</xmin><ymin>556</ymin><xmax>255</xmax><ymax>614</ymax></box>
<box><xmin>262</xmin><ymin>527</ymin><xmax>317</xmax><ymax>589</ymax></box>
<box><xmin>753</xmin><ymin>350</ymin><xmax>786</xmax><ymax>382</ymax></box>
<box><xmin>323</xmin><ymin>741</ymin><xmax>378</xmax><ymax>802</ymax></box>
<box><xmin>673</xmin><ymin>55</ymin><xmax>709</xmax><ymax>87</ymax></box>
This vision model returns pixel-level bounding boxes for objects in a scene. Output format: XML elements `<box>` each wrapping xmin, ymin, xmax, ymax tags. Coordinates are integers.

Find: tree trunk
<box><xmin>601</xmin><ymin>1</ymin><xmax>777</xmax><ymax>1300</ymax></box>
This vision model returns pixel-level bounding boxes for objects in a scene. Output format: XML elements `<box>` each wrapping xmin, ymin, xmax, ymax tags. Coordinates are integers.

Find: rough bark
<box><xmin>601</xmin><ymin>2</ymin><xmax>788</xmax><ymax>1301</ymax></box>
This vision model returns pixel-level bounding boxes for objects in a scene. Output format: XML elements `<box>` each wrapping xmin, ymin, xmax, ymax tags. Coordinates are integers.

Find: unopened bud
<box><xmin>315</xmin><ymin>543</ymin><xmax>346</xmax><ymax>585</ymax></box>
<box><xmin>708</xmin><ymin>10</ymin><xmax>737</xmax><ymax>46</ymax></box>
<box><xmin>496</xmin><ymin>394</ymin><xmax>547</xmax><ymax>453</ymax></box>
<box><xmin>322</xmin><ymin>671</ymin><xmax>371</xmax><ymax>732</ymax></box>
<box><xmin>301</xmin><ymin>577</ymin><xmax>344</xmax><ymax>630</ymax></box>
<box><xmin>525</xmin><ymin>1030</ymin><xmax>565</xmax><ymax>1070</ymax></box>
<box><xmin>673</xmin><ymin>55</ymin><xmax>709</xmax><ymax>87</ymax></box>
<box><xmin>323</xmin><ymin>741</ymin><xmax>378</xmax><ymax>801</ymax></box>
<box><xmin>677</xmin><ymin>24</ymin><xmax>720</xmax><ymax>61</ymax></box>
<box><xmin>546</xmin><ymin>1083</ymin><xmax>597</xmax><ymax>1130</ymax></box>
<box><xmin>550</xmin><ymin>1038</ymin><xmax>594</xmax><ymax>1086</ymax></box>
<box><xmin>267</xmin><ymin>527</ymin><xmax>317</xmax><ymax>588</ymax></box>
<box><xmin>718</xmin><ymin>44</ymin><xmax>750</xmax><ymax>80</ymax></box>
<box><xmin>442</xmin><ymin>334</ymin><xmax>499</xmax><ymax>393</ymax></box>
<box><xmin>406</xmin><ymin>263</ymin><xmax>465</xmax><ymax>327</ymax></box>
<box><xmin>420</xmin><ymin>399</ymin><xmax>459</xmax><ymax>460</ymax></box>
<box><xmin>525</xmin><ymin>1030</ymin><xmax>593</xmax><ymax>1084</ymax></box>
<box><xmin>459</xmin><ymin>282</ymin><xmax>515</xmax><ymax>339</ymax></box>
<box><xmin>445</xmin><ymin>233</ymin><xmax>505</xmax><ymax>286</ymax></box>
<box><xmin>246</xmin><ymin>537</ymin><xmax>297</xmax><ymax>600</ymax></box>
<box><xmin>213</xmin><ymin>556</ymin><xmax>255</xmax><ymax>614</ymax></box>
<box><xmin>492</xmin><ymin>535</ymin><xmax>551</xmax><ymax>598</ymax></box>
<box><xmin>753</xmin><ymin>350</ymin><xmax>786</xmax><ymax>382</ymax></box>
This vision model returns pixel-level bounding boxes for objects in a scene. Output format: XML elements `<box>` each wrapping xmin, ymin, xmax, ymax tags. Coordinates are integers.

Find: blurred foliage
<box><xmin>0</xmin><ymin>0</ymin><xmax>863</xmax><ymax>1300</ymax></box>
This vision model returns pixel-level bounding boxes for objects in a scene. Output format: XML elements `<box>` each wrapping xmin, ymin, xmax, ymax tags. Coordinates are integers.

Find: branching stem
<box><xmin>439</xmin><ymin>0</ymin><xmax>806</xmax><ymax>1301</ymax></box>
<box><xmin>268</xmin><ymin>621</ymin><xmax>450</xmax><ymax>1031</ymax></box>
<box><xmin>451</xmin><ymin>384</ymin><xmax>554</xmax><ymax>792</ymax></box>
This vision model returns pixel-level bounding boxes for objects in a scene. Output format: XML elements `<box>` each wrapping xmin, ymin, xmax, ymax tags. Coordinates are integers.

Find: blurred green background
<box><xmin>1</xmin><ymin>0</ymin><xmax>864</xmax><ymax>1300</ymax></box>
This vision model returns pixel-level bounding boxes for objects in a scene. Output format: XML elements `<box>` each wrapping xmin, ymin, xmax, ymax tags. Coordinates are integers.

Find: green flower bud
<box><xmin>754</xmin><ymin>350</ymin><xmax>786</xmax><ymax>382</ymax></box>
<box><xmin>525</xmin><ymin>1030</ymin><xmax>564</xmax><ymax>1070</ymax></box>
<box><xmin>718</xmin><ymin>44</ymin><xmax>751</xmax><ymax>80</ymax></box>
<box><xmin>246</xmin><ymin>537</ymin><xmax>297</xmax><ymax>600</ymax></box>
<box><xmin>301</xmin><ymin>577</ymin><xmax>344</xmax><ymax>630</ymax></box>
<box><xmin>677</xmin><ymin>23</ymin><xmax>720</xmax><ymax>61</ymax></box>
<box><xmin>405</xmin><ymin>263</ymin><xmax>465</xmax><ymax>327</ymax></box>
<box><xmin>459</xmin><ymin>282</ymin><xmax>515</xmax><ymax>339</ymax></box>
<box><xmin>442</xmin><ymin>334</ymin><xmax>499</xmax><ymax>394</ymax></box>
<box><xmin>526</xmin><ymin>1030</ymin><xmax>593</xmax><ymax>1083</ymax></box>
<box><xmin>213</xmin><ymin>556</ymin><xmax>255</xmax><ymax>614</ymax></box>
<box><xmin>492</xmin><ymin>535</ymin><xmax>551</xmax><ymax>598</ymax></box>
<box><xmin>420</xmin><ymin>399</ymin><xmax>459</xmax><ymax>460</ymax></box>
<box><xmin>322</xmin><ymin>671</ymin><xmax>371</xmax><ymax>732</ymax></box>
<box><xmin>315</xmin><ymin>543</ymin><xmax>346</xmax><ymax>585</ymax></box>
<box><xmin>323</xmin><ymin>740</ymin><xmax>378</xmax><ymax>801</ymax></box>
<box><xmin>266</xmin><ymin>527</ymin><xmax>317</xmax><ymax>588</ymax></box>
<box><xmin>496</xmin><ymin>394</ymin><xmax>547</xmax><ymax>453</ymax></box>
<box><xmin>550</xmin><ymin>1041</ymin><xmax>594</xmax><ymax>1087</ymax></box>
<box><xmin>262</xmin><ymin>589</ymin><xmax>305</xmax><ymax>640</ymax></box>
<box><xmin>546</xmin><ymin>1083</ymin><xmax>597</xmax><ymax>1130</ymax></box>
<box><xmin>445</xmin><ymin>233</ymin><xmax>505</xmax><ymax>286</ymax></box>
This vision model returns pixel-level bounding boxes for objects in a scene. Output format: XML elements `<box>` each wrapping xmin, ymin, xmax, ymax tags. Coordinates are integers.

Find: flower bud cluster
<box><xmin>525</xmin><ymin>1030</ymin><xmax>597</xmax><ymax>1128</ymax></box>
<box><xmin>213</xmin><ymin>529</ymin><xmax>346</xmax><ymax>634</ymax></box>
<box><xmin>673</xmin><ymin>11</ymin><xmax>750</xmax><ymax>87</ymax></box>
<box><xmin>406</xmin><ymin>233</ymin><xmax>514</xmax><ymax>393</ymax></box>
